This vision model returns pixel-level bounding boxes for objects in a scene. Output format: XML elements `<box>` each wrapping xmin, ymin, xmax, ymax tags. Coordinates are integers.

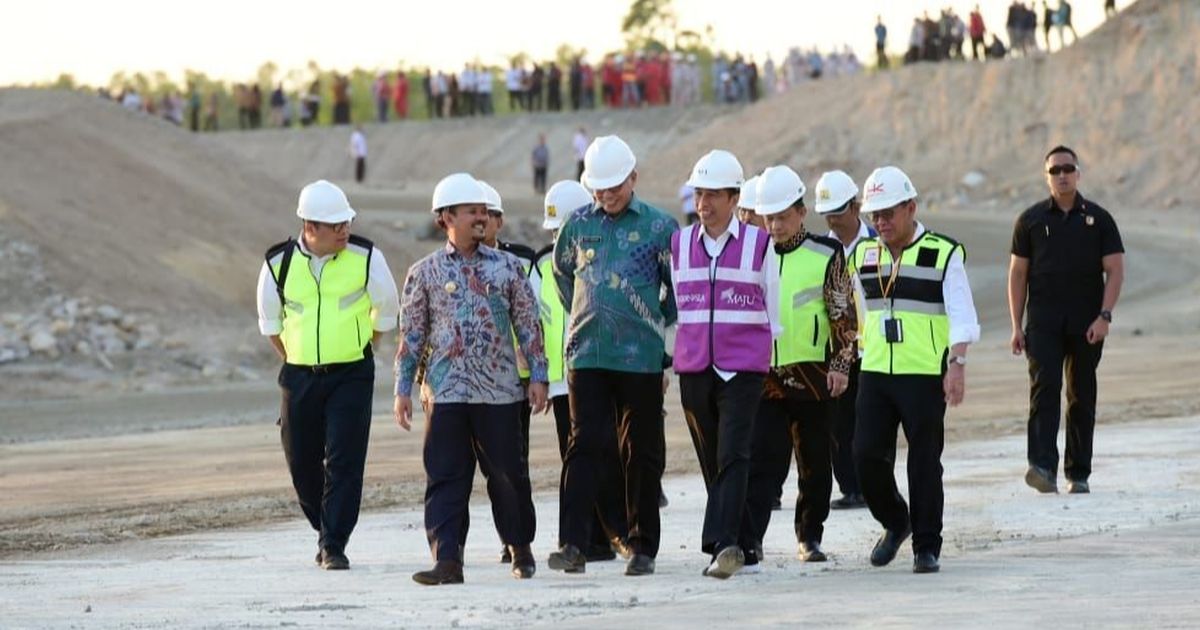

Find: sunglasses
<box><xmin>312</xmin><ymin>220</ymin><xmax>351</xmax><ymax>231</ymax></box>
<box><xmin>1047</xmin><ymin>164</ymin><xmax>1079</xmax><ymax>176</ymax></box>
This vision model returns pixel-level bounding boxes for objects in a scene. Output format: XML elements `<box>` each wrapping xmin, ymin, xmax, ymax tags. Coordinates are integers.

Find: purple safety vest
<box><xmin>671</xmin><ymin>221</ymin><xmax>772</xmax><ymax>374</ymax></box>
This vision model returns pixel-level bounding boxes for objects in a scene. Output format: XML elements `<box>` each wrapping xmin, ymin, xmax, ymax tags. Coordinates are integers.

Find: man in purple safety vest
<box><xmin>670</xmin><ymin>149</ymin><xmax>780</xmax><ymax>579</ymax></box>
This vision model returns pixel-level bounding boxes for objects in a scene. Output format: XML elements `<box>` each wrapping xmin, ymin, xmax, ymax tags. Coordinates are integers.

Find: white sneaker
<box><xmin>702</xmin><ymin>546</ymin><xmax>744</xmax><ymax>579</ymax></box>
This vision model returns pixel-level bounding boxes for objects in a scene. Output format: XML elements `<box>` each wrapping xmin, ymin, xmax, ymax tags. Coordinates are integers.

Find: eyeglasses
<box><xmin>1047</xmin><ymin>164</ymin><xmax>1079</xmax><ymax>176</ymax></box>
<box><xmin>313</xmin><ymin>220</ymin><xmax>351</xmax><ymax>232</ymax></box>
<box><xmin>869</xmin><ymin>202</ymin><xmax>906</xmax><ymax>222</ymax></box>
<box><xmin>487</xmin><ymin>210</ymin><xmax>503</xmax><ymax>218</ymax></box>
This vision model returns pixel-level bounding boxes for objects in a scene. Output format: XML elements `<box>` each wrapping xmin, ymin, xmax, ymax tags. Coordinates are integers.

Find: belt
<box><xmin>289</xmin><ymin>346</ymin><xmax>373</xmax><ymax>373</ymax></box>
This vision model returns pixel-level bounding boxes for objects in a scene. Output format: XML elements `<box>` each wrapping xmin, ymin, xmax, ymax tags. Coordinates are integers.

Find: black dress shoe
<box><xmin>547</xmin><ymin>544</ymin><xmax>586</xmax><ymax>574</ymax></box>
<box><xmin>500</xmin><ymin>545</ymin><xmax>512</xmax><ymax>564</ymax></box>
<box><xmin>1025</xmin><ymin>465</ymin><xmax>1058</xmax><ymax>493</ymax></box>
<box><xmin>702</xmin><ymin>546</ymin><xmax>744</xmax><ymax>579</ymax></box>
<box><xmin>659</xmin><ymin>491</ymin><xmax>670</xmax><ymax>508</ymax></box>
<box><xmin>610</xmin><ymin>537</ymin><xmax>634</xmax><ymax>560</ymax></box>
<box><xmin>317</xmin><ymin>548</ymin><xmax>349</xmax><ymax>570</ymax></box>
<box><xmin>797</xmin><ymin>540</ymin><xmax>827</xmax><ymax>562</ymax></box>
<box><xmin>1067</xmin><ymin>480</ymin><xmax>1090</xmax><ymax>494</ymax></box>
<box><xmin>625</xmin><ymin>553</ymin><xmax>656</xmax><ymax>576</ymax></box>
<box><xmin>869</xmin><ymin>526</ymin><xmax>911</xmax><ymax>567</ymax></box>
<box><xmin>831</xmin><ymin>493</ymin><xmax>867</xmax><ymax>510</ymax></box>
<box><xmin>510</xmin><ymin>545</ymin><xmax>536</xmax><ymax>579</ymax></box>
<box><xmin>412</xmin><ymin>560</ymin><xmax>464</xmax><ymax>585</ymax></box>
<box><xmin>771</xmin><ymin>496</ymin><xmax>783</xmax><ymax>511</ymax></box>
<box><xmin>913</xmin><ymin>551</ymin><xmax>940</xmax><ymax>574</ymax></box>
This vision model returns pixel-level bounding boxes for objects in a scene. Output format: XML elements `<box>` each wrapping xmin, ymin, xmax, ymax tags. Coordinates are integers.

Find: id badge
<box><xmin>882</xmin><ymin>316</ymin><xmax>904</xmax><ymax>343</ymax></box>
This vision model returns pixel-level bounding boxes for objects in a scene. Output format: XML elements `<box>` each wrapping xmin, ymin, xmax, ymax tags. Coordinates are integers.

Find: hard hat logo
<box><xmin>686</xmin><ymin>149</ymin><xmax>744</xmax><ymax>190</ymax></box>
<box><xmin>543</xmin><ymin>179</ymin><xmax>593</xmax><ymax>230</ymax></box>
<box><xmin>818</xmin><ymin>189</ymin><xmax>831</xmax><ymax>200</ymax></box>
<box><xmin>867</xmin><ymin>182</ymin><xmax>886</xmax><ymax>196</ymax></box>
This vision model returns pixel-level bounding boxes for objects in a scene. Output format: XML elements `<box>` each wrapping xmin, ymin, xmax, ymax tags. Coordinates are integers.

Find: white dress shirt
<box><xmin>827</xmin><ymin>218</ymin><xmax>874</xmax><ymax>258</ymax></box>
<box><xmin>256</xmin><ymin>236</ymin><xmax>400</xmax><ymax>337</ymax></box>
<box><xmin>851</xmin><ymin>222</ymin><xmax>980</xmax><ymax>346</ymax></box>
<box><xmin>349</xmin><ymin>131</ymin><xmax>367</xmax><ymax>159</ymax></box>
<box><xmin>572</xmin><ymin>133</ymin><xmax>589</xmax><ymax>161</ymax></box>
<box><xmin>671</xmin><ymin>217</ymin><xmax>781</xmax><ymax>381</ymax></box>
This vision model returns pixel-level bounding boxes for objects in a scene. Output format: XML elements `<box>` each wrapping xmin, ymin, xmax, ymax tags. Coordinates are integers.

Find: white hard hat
<box><xmin>814</xmin><ymin>170</ymin><xmax>859</xmax><ymax>214</ymax></box>
<box><xmin>754</xmin><ymin>165</ymin><xmax>807</xmax><ymax>216</ymax></box>
<box><xmin>296</xmin><ymin>179</ymin><xmax>356</xmax><ymax>223</ymax></box>
<box><xmin>860</xmin><ymin>166</ymin><xmax>918</xmax><ymax>213</ymax></box>
<box><xmin>582</xmin><ymin>135</ymin><xmax>637</xmax><ymax>190</ymax></box>
<box><xmin>478</xmin><ymin>180</ymin><xmax>504</xmax><ymax>213</ymax></box>
<box><xmin>431</xmin><ymin>172</ymin><xmax>488</xmax><ymax>213</ymax></box>
<box><xmin>543</xmin><ymin>180</ymin><xmax>593</xmax><ymax>230</ymax></box>
<box><xmin>685</xmin><ymin>149</ymin><xmax>744</xmax><ymax>190</ymax></box>
<box><xmin>738</xmin><ymin>175</ymin><xmax>760</xmax><ymax>210</ymax></box>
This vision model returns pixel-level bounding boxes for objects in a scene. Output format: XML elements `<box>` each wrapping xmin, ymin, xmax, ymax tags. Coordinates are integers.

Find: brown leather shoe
<box><xmin>412</xmin><ymin>560</ymin><xmax>464</xmax><ymax>585</ymax></box>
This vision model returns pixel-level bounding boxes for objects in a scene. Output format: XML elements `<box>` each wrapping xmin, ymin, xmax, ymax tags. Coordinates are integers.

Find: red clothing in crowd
<box><xmin>604</xmin><ymin>60</ymin><xmax>622</xmax><ymax>107</ymax></box>
<box><xmin>393</xmin><ymin>72</ymin><xmax>409</xmax><ymax>118</ymax></box>
<box><xmin>969</xmin><ymin>11</ymin><xmax>986</xmax><ymax>38</ymax></box>
<box><xmin>641</xmin><ymin>60</ymin><xmax>661</xmax><ymax>105</ymax></box>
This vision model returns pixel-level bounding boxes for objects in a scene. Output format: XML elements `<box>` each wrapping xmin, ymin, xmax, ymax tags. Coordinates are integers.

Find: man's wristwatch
<box><xmin>1099</xmin><ymin>310</ymin><xmax>1113</xmax><ymax>323</ymax></box>
<box><xmin>947</xmin><ymin>354</ymin><xmax>967</xmax><ymax>367</ymax></box>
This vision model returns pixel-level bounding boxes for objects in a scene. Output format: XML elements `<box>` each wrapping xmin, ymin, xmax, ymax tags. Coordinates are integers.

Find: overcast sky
<box><xmin>3</xmin><ymin>0</ymin><xmax>1116</xmax><ymax>86</ymax></box>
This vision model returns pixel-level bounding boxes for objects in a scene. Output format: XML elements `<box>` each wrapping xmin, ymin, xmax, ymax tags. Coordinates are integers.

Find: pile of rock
<box><xmin>0</xmin><ymin>295</ymin><xmax>161</xmax><ymax>366</ymax></box>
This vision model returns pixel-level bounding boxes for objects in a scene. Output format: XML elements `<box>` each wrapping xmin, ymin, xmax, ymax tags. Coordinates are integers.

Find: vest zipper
<box><xmin>773</xmin><ymin>251</ymin><xmax>785</xmax><ymax>368</ymax></box>
<box><xmin>314</xmin><ymin>267</ymin><xmax>322</xmax><ymax>365</ymax></box>
<box><xmin>811</xmin><ymin>313</ymin><xmax>819</xmax><ymax>346</ymax></box>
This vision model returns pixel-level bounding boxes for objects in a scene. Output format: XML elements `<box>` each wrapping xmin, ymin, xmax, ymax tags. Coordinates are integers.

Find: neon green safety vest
<box><xmin>849</xmin><ymin>230</ymin><xmax>960</xmax><ymax>376</ymax></box>
<box><xmin>267</xmin><ymin>236</ymin><xmax>373</xmax><ymax>366</ymax></box>
<box><xmin>536</xmin><ymin>256</ymin><xmax>567</xmax><ymax>382</ymax></box>
<box><xmin>773</xmin><ymin>236</ymin><xmax>837</xmax><ymax>366</ymax></box>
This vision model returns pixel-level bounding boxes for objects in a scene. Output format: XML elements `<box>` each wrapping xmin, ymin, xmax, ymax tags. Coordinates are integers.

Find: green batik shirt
<box><xmin>552</xmin><ymin>195</ymin><xmax>678</xmax><ymax>373</ymax></box>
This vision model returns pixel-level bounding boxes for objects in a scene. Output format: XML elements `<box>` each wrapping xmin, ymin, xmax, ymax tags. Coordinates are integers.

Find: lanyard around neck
<box><xmin>875</xmin><ymin>243</ymin><xmax>902</xmax><ymax>302</ymax></box>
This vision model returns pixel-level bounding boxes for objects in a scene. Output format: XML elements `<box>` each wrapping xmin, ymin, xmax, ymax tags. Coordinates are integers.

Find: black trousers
<box><xmin>832</xmin><ymin>361</ymin><xmax>862</xmax><ymax>496</ymax></box>
<box><xmin>854</xmin><ymin>372</ymin><xmax>946</xmax><ymax>557</ymax></box>
<box><xmin>562</xmin><ymin>369</ymin><xmax>664</xmax><ymax>557</ymax></box>
<box><xmin>680</xmin><ymin>370</ymin><xmax>764</xmax><ymax>554</ymax></box>
<box><xmin>1026</xmin><ymin>326</ymin><xmax>1104</xmax><ymax>482</ymax></box>
<box><xmin>533</xmin><ymin>167</ymin><xmax>547</xmax><ymax>194</ymax></box>
<box><xmin>551</xmin><ymin>394</ymin><xmax>629</xmax><ymax>547</ymax></box>
<box><xmin>354</xmin><ymin>157</ymin><xmax>365</xmax><ymax>183</ymax></box>
<box><xmin>278</xmin><ymin>355</ymin><xmax>374</xmax><ymax>553</ymax></box>
<box><xmin>423</xmin><ymin>402</ymin><xmax>535</xmax><ymax>562</ymax></box>
<box><xmin>743</xmin><ymin>395</ymin><xmax>834</xmax><ymax>546</ymax></box>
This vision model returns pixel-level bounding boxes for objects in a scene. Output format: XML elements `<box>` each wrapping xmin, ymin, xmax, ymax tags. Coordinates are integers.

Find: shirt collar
<box><xmin>694</xmin><ymin>216</ymin><xmax>740</xmax><ymax>242</ymax></box>
<box><xmin>825</xmin><ymin>219</ymin><xmax>874</xmax><ymax>247</ymax></box>
<box><xmin>442</xmin><ymin>240</ymin><xmax>495</xmax><ymax>260</ymax></box>
<box><xmin>1043</xmin><ymin>193</ymin><xmax>1087</xmax><ymax>213</ymax></box>
<box><xmin>588</xmin><ymin>194</ymin><xmax>643</xmax><ymax>218</ymax></box>
<box><xmin>296</xmin><ymin>234</ymin><xmax>334</xmax><ymax>261</ymax></box>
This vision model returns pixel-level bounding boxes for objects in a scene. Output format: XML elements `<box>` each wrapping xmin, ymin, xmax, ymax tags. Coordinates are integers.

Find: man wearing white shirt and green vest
<box><xmin>815</xmin><ymin>170</ymin><xmax>876</xmax><ymax>510</ymax></box>
<box><xmin>848</xmin><ymin>166</ymin><xmax>980</xmax><ymax>575</ymax></box>
<box><xmin>256</xmin><ymin>180</ymin><xmax>400</xmax><ymax>571</ymax></box>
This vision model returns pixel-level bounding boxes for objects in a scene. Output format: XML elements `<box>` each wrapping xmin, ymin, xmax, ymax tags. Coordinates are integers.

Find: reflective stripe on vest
<box><xmin>271</xmin><ymin>241</ymin><xmax>372</xmax><ymax>366</ymax></box>
<box><xmin>537</xmin><ymin>256</ymin><xmax>566</xmax><ymax>383</ymax></box>
<box><xmin>671</xmin><ymin>222</ymin><xmax>772</xmax><ymax>374</ymax></box>
<box><xmin>850</xmin><ymin>231</ymin><xmax>959</xmax><ymax>375</ymax></box>
<box><xmin>774</xmin><ymin>237</ymin><xmax>835</xmax><ymax>366</ymax></box>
